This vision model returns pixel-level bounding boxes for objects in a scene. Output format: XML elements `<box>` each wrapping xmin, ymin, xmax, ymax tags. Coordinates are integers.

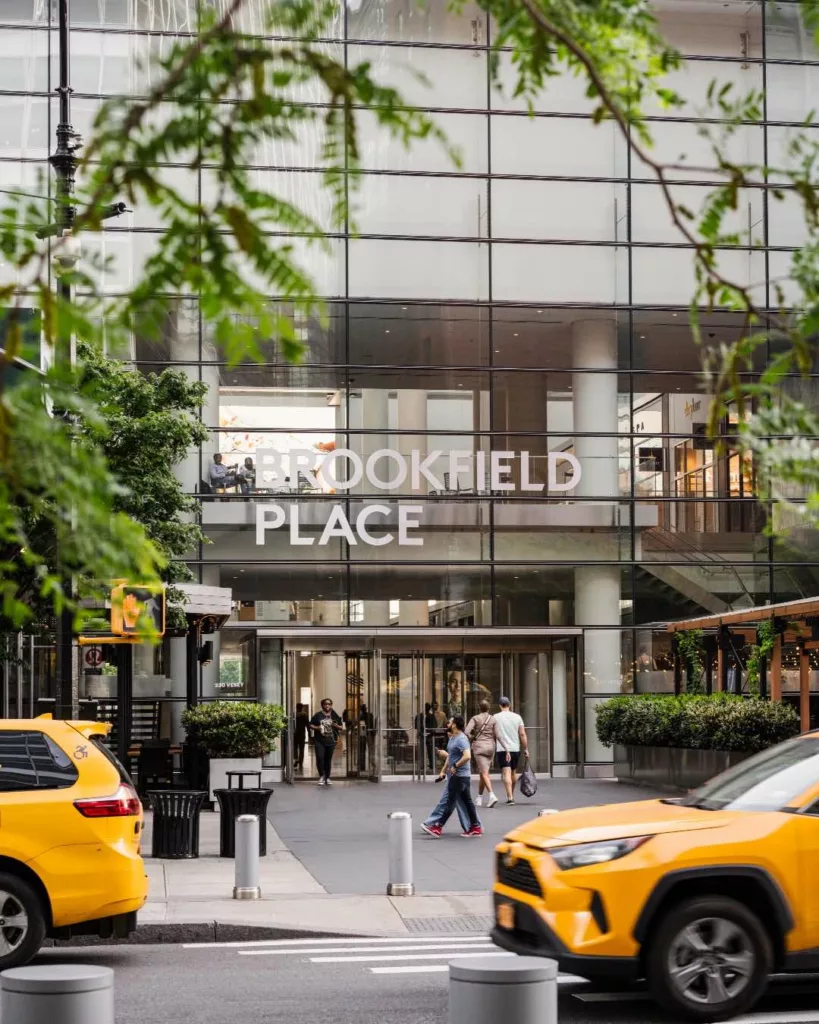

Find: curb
<box><xmin>47</xmin><ymin>922</ymin><xmax>368</xmax><ymax>949</ymax></box>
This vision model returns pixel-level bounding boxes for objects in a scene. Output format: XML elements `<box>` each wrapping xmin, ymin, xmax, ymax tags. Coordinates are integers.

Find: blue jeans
<box><xmin>426</xmin><ymin>775</ymin><xmax>481</xmax><ymax>831</ymax></box>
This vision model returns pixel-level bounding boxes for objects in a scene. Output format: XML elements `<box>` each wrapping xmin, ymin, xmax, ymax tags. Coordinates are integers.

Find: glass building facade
<box><xmin>3</xmin><ymin>0</ymin><xmax>819</xmax><ymax>777</ymax></box>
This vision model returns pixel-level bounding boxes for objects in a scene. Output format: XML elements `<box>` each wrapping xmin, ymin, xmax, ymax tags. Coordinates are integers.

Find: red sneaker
<box><xmin>461</xmin><ymin>826</ymin><xmax>483</xmax><ymax>837</ymax></box>
<box><xmin>421</xmin><ymin>822</ymin><xmax>442</xmax><ymax>837</ymax></box>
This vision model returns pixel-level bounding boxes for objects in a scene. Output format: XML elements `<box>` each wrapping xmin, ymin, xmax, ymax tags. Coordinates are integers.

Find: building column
<box><xmin>397</xmin><ymin>389</ymin><xmax>427</xmax><ymax>494</ymax></box>
<box><xmin>352</xmin><ymin>390</ymin><xmax>391</xmax><ymax>625</ymax></box>
<box><xmin>572</xmin><ymin>320</ymin><xmax>621</xmax><ymax>765</ymax></box>
<box><xmin>199</xmin><ymin>566</ymin><xmax>221</xmax><ymax>699</ymax></box>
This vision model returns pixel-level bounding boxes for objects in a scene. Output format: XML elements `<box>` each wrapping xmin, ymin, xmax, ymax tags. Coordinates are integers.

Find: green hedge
<box><xmin>596</xmin><ymin>693</ymin><xmax>799</xmax><ymax>753</ymax></box>
<box><xmin>181</xmin><ymin>701</ymin><xmax>285</xmax><ymax>758</ymax></box>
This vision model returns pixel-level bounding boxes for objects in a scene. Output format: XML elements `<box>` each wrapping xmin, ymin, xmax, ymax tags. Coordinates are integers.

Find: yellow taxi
<box><xmin>0</xmin><ymin>716</ymin><xmax>147</xmax><ymax>967</ymax></box>
<box><xmin>493</xmin><ymin>732</ymin><xmax>819</xmax><ymax>1021</ymax></box>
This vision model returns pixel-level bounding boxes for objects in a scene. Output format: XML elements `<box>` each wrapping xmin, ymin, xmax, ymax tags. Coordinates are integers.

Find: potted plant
<box><xmin>181</xmin><ymin>701</ymin><xmax>285</xmax><ymax>800</ymax></box>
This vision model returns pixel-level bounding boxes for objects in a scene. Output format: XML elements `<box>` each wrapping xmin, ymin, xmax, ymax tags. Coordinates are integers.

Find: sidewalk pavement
<box><xmin>135</xmin><ymin>778</ymin><xmax>660</xmax><ymax>940</ymax></box>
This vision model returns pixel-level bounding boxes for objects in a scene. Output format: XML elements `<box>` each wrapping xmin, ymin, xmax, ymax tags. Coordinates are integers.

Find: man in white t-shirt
<box><xmin>494</xmin><ymin>696</ymin><xmax>528</xmax><ymax>805</ymax></box>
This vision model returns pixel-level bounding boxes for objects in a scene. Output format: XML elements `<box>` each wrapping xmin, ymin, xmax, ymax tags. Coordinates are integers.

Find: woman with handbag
<box><xmin>465</xmin><ymin>699</ymin><xmax>509</xmax><ymax>808</ymax></box>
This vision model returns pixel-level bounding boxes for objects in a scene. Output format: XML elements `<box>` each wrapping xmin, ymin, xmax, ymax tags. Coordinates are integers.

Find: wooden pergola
<box><xmin>667</xmin><ymin>597</ymin><xmax>819</xmax><ymax>732</ymax></box>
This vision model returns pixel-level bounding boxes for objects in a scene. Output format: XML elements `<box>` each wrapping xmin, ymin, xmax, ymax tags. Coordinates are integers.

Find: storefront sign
<box><xmin>255</xmin><ymin>449</ymin><xmax>581</xmax><ymax>547</ymax></box>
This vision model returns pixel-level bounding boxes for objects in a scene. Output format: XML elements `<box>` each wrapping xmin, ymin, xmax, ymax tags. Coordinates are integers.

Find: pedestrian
<box><xmin>494</xmin><ymin>696</ymin><xmax>529</xmax><ymax>805</ymax></box>
<box><xmin>465</xmin><ymin>699</ymin><xmax>509</xmax><ymax>808</ymax></box>
<box><xmin>309</xmin><ymin>698</ymin><xmax>343</xmax><ymax>786</ymax></box>
<box><xmin>421</xmin><ymin>749</ymin><xmax>479</xmax><ymax>835</ymax></box>
<box><xmin>415</xmin><ymin>702</ymin><xmax>436</xmax><ymax>773</ymax></box>
<box><xmin>294</xmin><ymin>702</ymin><xmax>310</xmax><ymax>770</ymax></box>
<box><xmin>421</xmin><ymin>715</ymin><xmax>481</xmax><ymax>837</ymax></box>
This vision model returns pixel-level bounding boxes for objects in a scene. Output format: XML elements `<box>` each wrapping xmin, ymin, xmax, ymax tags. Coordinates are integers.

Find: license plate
<box><xmin>497</xmin><ymin>902</ymin><xmax>515</xmax><ymax>930</ymax></box>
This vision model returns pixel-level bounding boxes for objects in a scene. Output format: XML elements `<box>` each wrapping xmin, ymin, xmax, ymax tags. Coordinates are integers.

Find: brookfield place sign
<box><xmin>255</xmin><ymin>448</ymin><xmax>582</xmax><ymax>548</ymax></box>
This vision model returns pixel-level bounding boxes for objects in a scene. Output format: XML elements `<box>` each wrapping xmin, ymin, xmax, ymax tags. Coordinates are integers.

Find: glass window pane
<box><xmin>358</xmin><ymin>110</ymin><xmax>486</xmax><ymax>173</ymax></box>
<box><xmin>0</xmin><ymin>96</ymin><xmax>48</xmax><ymax>159</ymax></box>
<box><xmin>0</xmin><ymin>2</ymin><xmax>49</xmax><ymax>25</ymax></box>
<box><xmin>631</xmin><ymin>247</ymin><xmax>766</xmax><ymax>306</ymax></box>
<box><xmin>356</xmin><ymin>174</ymin><xmax>486</xmax><ymax>238</ymax></box>
<box><xmin>348</xmin><ymin>303</ymin><xmax>489</xmax><ymax>367</ymax></box>
<box><xmin>0</xmin><ymin>27</ymin><xmax>48</xmax><ymax>91</ymax></box>
<box><xmin>654</xmin><ymin>0</ymin><xmax>762</xmax><ymax>59</ymax></box>
<box><xmin>493</xmin><ymin>244</ymin><xmax>624</xmax><ymax>304</ymax></box>
<box><xmin>493</xmin><ymin>180</ymin><xmax>625</xmax><ymax>243</ymax></box>
<box><xmin>348</xmin><ymin>43</ymin><xmax>486</xmax><ymax>110</ymax></box>
<box><xmin>347</xmin><ymin>0</ymin><xmax>486</xmax><ymax>44</ymax></box>
<box><xmin>765</xmin><ymin>1</ymin><xmax>819</xmax><ymax>61</ymax></box>
<box><xmin>491</xmin><ymin>116</ymin><xmax>626</xmax><ymax>178</ymax></box>
<box><xmin>349</xmin><ymin>239</ymin><xmax>488</xmax><ymax>300</ymax></box>
<box><xmin>492</xmin><ymin>308</ymin><xmax>629</xmax><ymax>370</ymax></box>
<box><xmin>631</xmin><ymin>183</ymin><xmax>763</xmax><ymax>245</ymax></box>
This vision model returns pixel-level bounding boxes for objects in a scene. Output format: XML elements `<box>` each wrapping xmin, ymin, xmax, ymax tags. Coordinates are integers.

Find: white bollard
<box><xmin>386</xmin><ymin>811</ymin><xmax>414</xmax><ymax>896</ymax></box>
<box><xmin>233</xmin><ymin>813</ymin><xmax>261</xmax><ymax>900</ymax></box>
<box><xmin>449</xmin><ymin>956</ymin><xmax>557</xmax><ymax>1024</ymax></box>
<box><xmin>1</xmin><ymin>964</ymin><xmax>113</xmax><ymax>1024</ymax></box>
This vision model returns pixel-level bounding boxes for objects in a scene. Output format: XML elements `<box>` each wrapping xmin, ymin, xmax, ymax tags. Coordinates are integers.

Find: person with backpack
<box><xmin>465</xmin><ymin>699</ymin><xmax>509</xmax><ymax>808</ymax></box>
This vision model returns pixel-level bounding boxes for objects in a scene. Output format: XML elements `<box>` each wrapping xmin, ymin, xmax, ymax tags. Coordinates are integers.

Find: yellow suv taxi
<box><xmin>493</xmin><ymin>733</ymin><xmax>819</xmax><ymax>1021</ymax></box>
<box><xmin>0</xmin><ymin>716</ymin><xmax>147</xmax><ymax>968</ymax></box>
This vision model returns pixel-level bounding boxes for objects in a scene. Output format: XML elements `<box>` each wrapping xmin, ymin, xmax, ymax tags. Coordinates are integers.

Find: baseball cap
<box><xmin>499</xmin><ymin>696</ymin><xmax>510</xmax><ymax>707</ymax></box>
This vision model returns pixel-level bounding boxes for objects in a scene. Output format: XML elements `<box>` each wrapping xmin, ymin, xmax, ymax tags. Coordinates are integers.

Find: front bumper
<box><xmin>491</xmin><ymin>892</ymin><xmax>639</xmax><ymax>981</ymax></box>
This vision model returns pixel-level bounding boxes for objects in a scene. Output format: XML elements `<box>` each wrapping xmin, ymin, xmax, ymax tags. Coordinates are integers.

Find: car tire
<box><xmin>646</xmin><ymin>895</ymin><xmax>772</xmax><ymax>1022</ymax></box>
<box><xmin>0</xmin><ymin>873</ymin><xmax>47</xmax><ymax>970</ymax></box>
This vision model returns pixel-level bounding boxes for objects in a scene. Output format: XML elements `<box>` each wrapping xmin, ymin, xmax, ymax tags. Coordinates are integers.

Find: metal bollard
<box><xmin>449</xmin><ymin>956</ymin><xmax>557</xmax><ymax>1024</ymax></box>
<box><xmin>386</xmin><ymin>811</ymin><xmax>414</xmax><ymax>896</ymax></box>
<box><xmin>1</xmin><ymin>964</ymin><xmax>113</xmax><ymax>1024</ymax></box>
<box><xmin>233</xmin><ymin>813</ymin><xmax>261</xmax><ymax>900</ymax></box>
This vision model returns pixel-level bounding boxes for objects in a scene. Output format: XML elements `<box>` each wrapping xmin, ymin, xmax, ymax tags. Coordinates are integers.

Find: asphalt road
<box><xmin>18</xmin><ymin>936</ymin><xmax>819</xmax><ymax>1024</ymax></box>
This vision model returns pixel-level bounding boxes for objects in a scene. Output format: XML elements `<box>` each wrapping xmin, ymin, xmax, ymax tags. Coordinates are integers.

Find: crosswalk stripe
<box><xmin>240</xmin><ymin>942</ymin><xmax>495</xmax><ymax>958</ymax></box>
<box><xmin>311</xmin><ymin>952</ymin><xmax>515</xmax><ymax>964</ymax></box>
<box><xmin>730</xmin><ymin>1014</ymin><xmax>819</xmax><ymax>1024</ymax></box>
<box><xmin>183</xmin><ymin>935</ymin><xmax>489</xmax><ymax>950</ymax></box>
<box><xmin>370</xmin><ymin>967</ymin><xmax>592</xmax><ymax>981</ymax></box>
<box><xmin>372</xmin><ymin>966</ymin><xmax>451</xmax><ymax>975</ymax></box>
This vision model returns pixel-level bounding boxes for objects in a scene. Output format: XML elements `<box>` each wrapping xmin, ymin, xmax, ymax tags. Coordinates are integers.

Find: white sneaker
<box><xmin>487</xmin><ymin>793</ymin><xmax>498</xmax><ymax>808</ymax></box>
<box><xmin>476</xmin><ymin>796</ymin><xmax>483</xmax><ymax>807</ymax></box>
<box><xmin>317</xmin><ymin>778</ymin><xmax>326</xmax><ymax>786</ymax></box>
<box><xmin>325</xmin><ymin>778</ymin><xmax>333</xmax><ymax>786</ymax></box>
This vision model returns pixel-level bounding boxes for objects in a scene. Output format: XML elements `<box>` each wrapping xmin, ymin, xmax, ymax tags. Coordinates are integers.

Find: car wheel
<box><xmin>0</xmin><ymin>874</ymin><xmax>47</xmax><ymax>970</ymax></box>
<box><xmin>647</xmin><ymin>895</ymin><xmax>772</xmax><ymax>1022</ymax></box>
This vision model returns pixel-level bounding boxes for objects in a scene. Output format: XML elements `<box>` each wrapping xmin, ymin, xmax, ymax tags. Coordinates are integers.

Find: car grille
<box><xmin>496</xmin><ymin>854</ymin><xmax>543</xmax><ymax>897</ymax></box>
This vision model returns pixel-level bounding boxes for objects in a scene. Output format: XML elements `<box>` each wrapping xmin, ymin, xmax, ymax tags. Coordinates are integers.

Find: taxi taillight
<box><xmin>74</xmin><ymin>784</ymin><xmax>141</xmax><ymax>817</ymax></box>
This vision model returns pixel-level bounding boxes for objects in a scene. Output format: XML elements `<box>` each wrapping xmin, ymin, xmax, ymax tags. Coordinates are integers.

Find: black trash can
<box><xmin>214</xmin><ymin>788</ymin><xmax>273</xmax><ymax>857</ymax></box>
<box><xmin>148</xmin><ymin>790</ymin><xmax>207</xmax><ymax>859</ymax></box>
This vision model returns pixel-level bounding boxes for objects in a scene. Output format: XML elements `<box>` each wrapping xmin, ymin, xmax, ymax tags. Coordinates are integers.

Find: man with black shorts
<box><xmin>494</xmin><ymin>696</ymin><xmax>528</xmax><ymax>804</ymax></box>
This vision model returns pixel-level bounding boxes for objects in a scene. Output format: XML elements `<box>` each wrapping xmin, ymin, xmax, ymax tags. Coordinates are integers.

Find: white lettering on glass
<box><xmin>252</xmin><ymin>448</ymin><xmax>585</xmax><ymax>548</ymax></box>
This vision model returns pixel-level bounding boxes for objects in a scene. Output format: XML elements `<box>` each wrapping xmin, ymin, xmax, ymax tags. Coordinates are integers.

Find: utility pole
<box><xmin>51</xmin><ymin>0</ymin><xmax>80</xmax><ymax>721</ymax></box>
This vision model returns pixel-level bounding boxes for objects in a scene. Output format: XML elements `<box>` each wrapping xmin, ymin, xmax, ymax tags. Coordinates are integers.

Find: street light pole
<box><xmin>51</xmin><ymin>0</ymin><xmax>80</xmax><ymax>721</ymax></box>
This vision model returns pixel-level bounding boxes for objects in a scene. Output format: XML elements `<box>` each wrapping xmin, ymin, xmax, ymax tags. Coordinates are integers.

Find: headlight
<box><xmin>548</xmin><ymin>836</ymin><xmax>650</xmax><ymax>871</ymax></box>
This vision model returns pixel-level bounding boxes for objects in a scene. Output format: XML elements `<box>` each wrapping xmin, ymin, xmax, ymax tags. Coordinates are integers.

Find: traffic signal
<box><xmin>110</xmin><ymin>583</ymin><xmax>165</xmax><ymax>637</ymax></box>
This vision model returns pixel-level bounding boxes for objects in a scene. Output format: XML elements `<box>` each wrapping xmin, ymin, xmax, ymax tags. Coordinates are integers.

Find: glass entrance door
<box><xmin>345</xmin><ymin>652</ymin><xmax>380</xmax><ymax>780</ymax></box>
<box><xmin>284</xmin><ymin>648</ymin><xmax>380</xmax><ymax>782</ymax></box>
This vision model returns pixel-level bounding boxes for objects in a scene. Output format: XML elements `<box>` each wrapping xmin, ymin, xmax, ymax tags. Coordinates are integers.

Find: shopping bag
<box><xmin>519</xmin><ymin>756</ymin><xmax>537</xmax><ymax>798</ymax></box>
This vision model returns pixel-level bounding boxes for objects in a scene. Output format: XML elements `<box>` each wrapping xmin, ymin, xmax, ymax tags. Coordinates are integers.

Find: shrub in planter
<box><xmin>596</xmin><ymin>693</ymin><xmax>799</xmax><ymax>754</ymax></box>
<box><xmin>182</xmin><ymin>701</ymin><xmax>286</xmax><ymax>758</ymax></box>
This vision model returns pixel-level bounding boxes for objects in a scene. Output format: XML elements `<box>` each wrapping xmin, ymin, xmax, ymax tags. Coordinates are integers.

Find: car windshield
<box><xmin>679</xmin><ymin>737</ymin><xmax>819</xmax><ymax>812</ymax></box>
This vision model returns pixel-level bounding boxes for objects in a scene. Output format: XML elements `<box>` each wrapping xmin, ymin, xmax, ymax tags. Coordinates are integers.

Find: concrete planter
<box><xmin>614</xmin><ymin>744</ymin><xmax>753</xmax><ymax>793</ymax></box>
<box><xmin>208</xmin><ymin>757</ymin><xmax>263</xmax><ymax>802</ymax></box>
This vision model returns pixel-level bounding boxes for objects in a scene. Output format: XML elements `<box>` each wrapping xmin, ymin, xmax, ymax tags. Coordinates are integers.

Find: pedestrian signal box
<box><xmin>110</xmin><ymin>583</ymin><xmax>166</xmax><ymax>637</ymax></box>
